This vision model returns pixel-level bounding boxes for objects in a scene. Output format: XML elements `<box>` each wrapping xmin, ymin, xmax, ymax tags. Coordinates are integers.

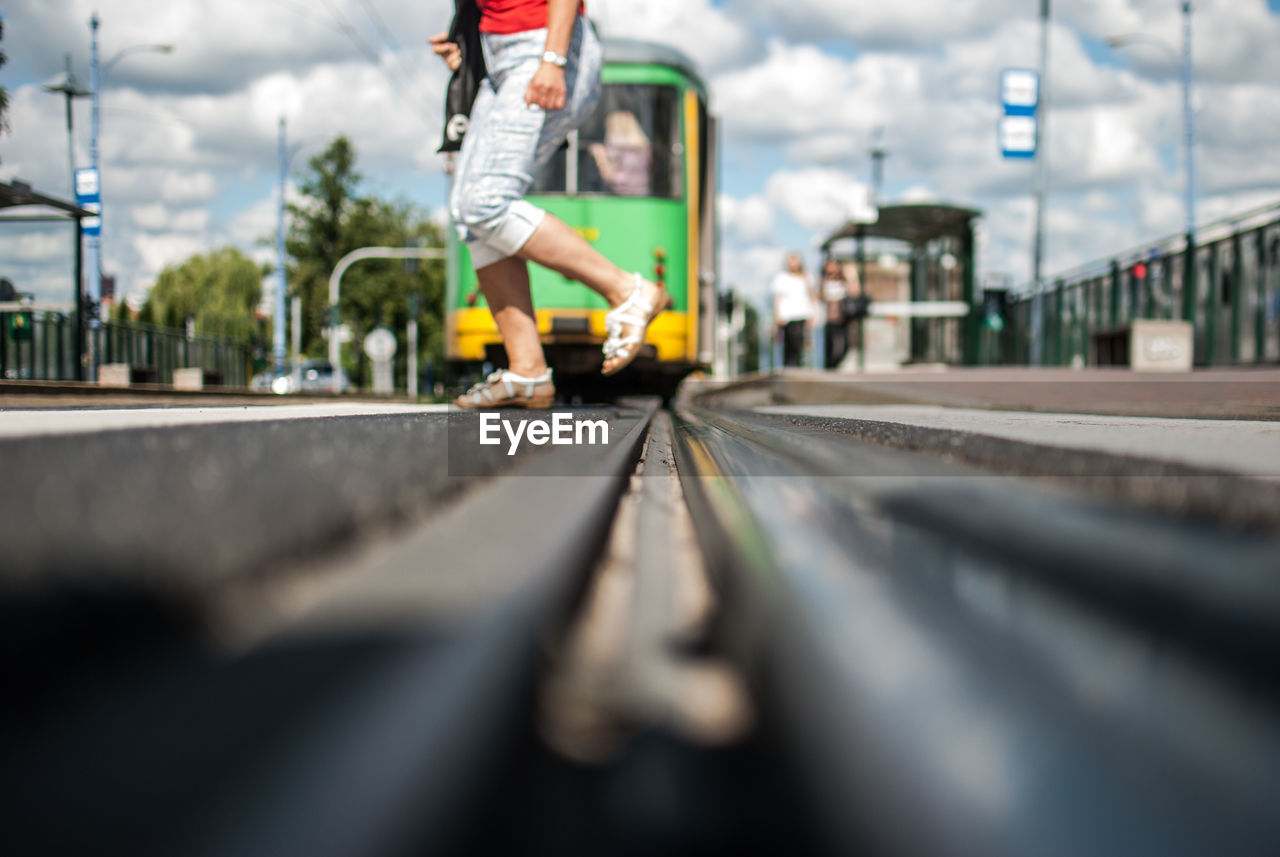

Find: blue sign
<box><xmin>1000</xmin><ymin>68</ymin><xmax>1040</xmax><ymax>115</ymax></box>
<box><xmin>999</xmin><ymin>68</ymin><xmax>1040</xmax><ymax>159</ymax></box>
<box><xmin>74</xmin><ymin>167</ymin><xmax>102</xmax><ymax>236</ymax></box>
<box><xmin>999</xmin><ymin>116</ymin><xmax>1038</xmax><ymax>159</ymax></box>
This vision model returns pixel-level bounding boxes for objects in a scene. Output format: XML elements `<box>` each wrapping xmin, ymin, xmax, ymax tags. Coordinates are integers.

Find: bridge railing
<box><xmin>1000</xmin><ymin>201</ymin><xmax>1280</xmax><ymax>367</ymax></box>
<box><xmin>0</xmin><ymin>310</ymin><xmax>250</xmax><ymax>386</ymax></box>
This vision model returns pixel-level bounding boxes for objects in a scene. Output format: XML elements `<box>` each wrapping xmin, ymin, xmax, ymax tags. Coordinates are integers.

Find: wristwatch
<box><xmin>542</xmin><ymin>50</ymin><xmax>568</xmax><ymax>68</ymax></box>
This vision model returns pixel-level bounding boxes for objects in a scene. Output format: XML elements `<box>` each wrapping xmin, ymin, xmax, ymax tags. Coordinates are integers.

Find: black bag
<box><xmin>841</xmin><ymin>295</ymin><xmax>870</xmax><ymax>320</ymax></box>
<box><xmin>438</xmin><ymin>0</ymin><xmax>487</xmax><ymax>153</ymax></box>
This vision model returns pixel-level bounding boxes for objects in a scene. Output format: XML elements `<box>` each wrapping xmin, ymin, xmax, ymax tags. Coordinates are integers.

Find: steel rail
<box><xmin>671</xmin><ymin>403</ymin><xmax>1280</xmax><ymax>857</ymax></box>
<box><xmin>3</xmin><ymin>401</ymin><xmax>659</xmax><ymax>857</ymax></box>
<box><xmin>700</xmin><ymin>407</ymin><xmax>1280</xmax><ymax>684</ymax></box>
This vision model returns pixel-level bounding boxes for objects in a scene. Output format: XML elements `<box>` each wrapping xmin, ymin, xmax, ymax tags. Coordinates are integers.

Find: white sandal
<box><xmin>602</xmin><ymin>273</ymin><xmax>670</xmax><ymax>376</ymax></box>
<box><xmin>454</xmin><ymin>368</ymin><xmax>555</xmax><ymax>409</ymax></box>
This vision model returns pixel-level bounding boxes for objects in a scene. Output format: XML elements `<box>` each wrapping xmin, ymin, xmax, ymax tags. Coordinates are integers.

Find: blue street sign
<box><xmin>1000</xmin><ymin>115</ymin><xmax>1038</xmax><ymax>159</ymax></box>
<box><xmin>999</xmin><ymin>68</ymin><xmax>1040</xmax><ymax>159</ymax></box>
<box><xmin>1000</xmin><ymin>68</ymin><xmax>1040</xmax><ymax>116</ymax></box>
<box><xmin>74</xmin><ymin>167</ymin><xmax>102</xmax><ymax>236</ymax></box>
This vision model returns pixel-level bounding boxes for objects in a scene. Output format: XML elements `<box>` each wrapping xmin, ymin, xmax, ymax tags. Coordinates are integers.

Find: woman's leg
<box><xmin>784</xmin><ymin>321</ymin><xmax>803</xmax><ymax>366</ymax></box>
<box><xmin>474</xmin><ymin>214</ymin><xmax>662</xmax><ymax>376</ymax></box>
<box><xmin>826</xmin><ymin>322</ymin><xmax>845</xmax><ymax>368</ymax></box>
<box><xmin>475</xmin><ymin>255</ymin><xmax>548</xmax><ymax>378</ymax></box>
<box><xmin>517</xmin><ymin>214</ymin><xmax>634</xmax><ymax>308</ymax></box>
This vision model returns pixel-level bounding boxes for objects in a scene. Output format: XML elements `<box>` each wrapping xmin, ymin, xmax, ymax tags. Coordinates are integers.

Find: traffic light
<box><xmin>982</xmin><ymin>288</ymin><xmax>1007</xmax><ymax>331</ymax></box>
<box><xmin>9</xmin><ymin>311</ymin><xmax>33</xmax><ymax>342</ymax></box>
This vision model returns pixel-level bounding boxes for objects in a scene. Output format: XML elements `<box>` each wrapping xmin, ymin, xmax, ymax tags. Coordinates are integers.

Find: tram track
<box><xmin>670</xmin><ymin>401</ymin><xmax>1280</xmax><ymax>857</ymax></box>
<box><xmin>3</xmin><ymin>401</ymin><xmax>661</xmax><ymax>857</ymax></box>
<box><xmin>4</xmin><ymin>394</ymin><xmax>1280</xmax><ymax>856</ymax></box>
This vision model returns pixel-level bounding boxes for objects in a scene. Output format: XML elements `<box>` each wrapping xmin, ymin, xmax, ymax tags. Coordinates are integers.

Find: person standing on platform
<box><xmin>772</xmin><ymin>252</ymin><xmax>816</xmax><ymax>368</ymax></box>
<box><xmin>820</xmin><ymin>258</ymin><xmax>850</xmax><ymax>369</ymax></box>
<box><xmin>431</xmin><ymin>0</ymin><xmax>671</xmax><ymax>409</ymax></box>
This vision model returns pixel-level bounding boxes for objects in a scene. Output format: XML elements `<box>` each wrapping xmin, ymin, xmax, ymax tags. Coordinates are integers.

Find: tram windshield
<box><xmin>532</xmin><ymin>83</ymin><xmax>683</xmax><ymax>200</ymax></box>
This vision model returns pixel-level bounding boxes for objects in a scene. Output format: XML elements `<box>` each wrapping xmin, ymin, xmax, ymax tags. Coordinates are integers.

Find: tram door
<box><xmin>697</xmin><ymin>109</ymin><xmax>717</xmax><ymax>367</ymax></box>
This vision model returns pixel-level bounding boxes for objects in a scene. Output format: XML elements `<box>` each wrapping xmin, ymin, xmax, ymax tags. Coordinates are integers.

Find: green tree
<box><xmin>286</xmin><ymin>135</ymin><xmax>445</xmax><ymax>391</ymax></box>
<box><xmin>143</xmin><ymin>247</ymin><xmax>264</xmax><ymax>343</ymax></box>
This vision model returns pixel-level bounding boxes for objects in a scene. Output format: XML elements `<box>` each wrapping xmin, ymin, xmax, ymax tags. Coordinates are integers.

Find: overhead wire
<box><xmin>354</xmin><ymin>0</ymin><xmax>440</xmax><ymax>123</ymax></box>
<box><xmin>266</xmin><ymin>0</ymin><xmax>437</xmax><ymax>128</ymax></box>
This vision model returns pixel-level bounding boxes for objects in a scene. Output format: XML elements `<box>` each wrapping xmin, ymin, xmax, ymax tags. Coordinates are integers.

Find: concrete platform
<box><xmin>0</xmin><ymin>403</ymin><xmax>450</xmax><ymax>438</ymax></box>
<box><xmin>759</xmin><ymin>404</ymin><xmax>1280</xmax><ymax>479</ymax></box>
<box><xmin>692</xmin><ymin>367</ymin><xmax>1280</xmax><ymax>420</ymax></box>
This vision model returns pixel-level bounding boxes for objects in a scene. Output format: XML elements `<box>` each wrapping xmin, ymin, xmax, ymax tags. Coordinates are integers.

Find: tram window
<box><xmin>531</xmin><ymin>141</ymin><xmax>568</xmax><ymax>194</ymax></box>
<box><xmin>532</xmin><ymin>84</ymin><xmax>683</xmax><ymax>199</ymax></box>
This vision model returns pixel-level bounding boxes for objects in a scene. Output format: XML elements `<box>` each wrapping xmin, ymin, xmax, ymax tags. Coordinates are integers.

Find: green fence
<box><xmin>996</xmin><ymin>202</ymin><xmax>1280</xmax><ymax>367</ymax></box>
<box><xmin>0</xmin><ymin>311</ymin><xmax>249</xmax><ymax>386</ymax></box>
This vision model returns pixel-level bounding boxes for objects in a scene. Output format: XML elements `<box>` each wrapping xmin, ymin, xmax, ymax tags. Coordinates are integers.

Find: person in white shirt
<box><xmin>772</xmin><ymin>252</ymin><xmax>816</xmax><ymax>367</ymax></box>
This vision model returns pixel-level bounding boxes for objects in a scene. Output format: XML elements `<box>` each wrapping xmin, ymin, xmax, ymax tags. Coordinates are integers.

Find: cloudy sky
<box><xmin>2</xmin><ymin>0</ymin><xmax>1280</xmax><ymax>312</ymax></box>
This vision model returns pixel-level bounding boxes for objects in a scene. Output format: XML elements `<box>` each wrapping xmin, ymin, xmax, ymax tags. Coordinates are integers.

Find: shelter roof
<box><xmin>823</xmin><ymin>203</ymin><xmax>981</xmax><ymax>249</ymax></box>
<box><xmin>0</xmin><ymin>180</ymin><xmax>91</xmax><ymax>218</ymax></box>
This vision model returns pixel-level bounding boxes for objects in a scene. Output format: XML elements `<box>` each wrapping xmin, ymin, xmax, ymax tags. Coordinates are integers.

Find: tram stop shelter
<box><xmin>0</xmin><ymin>179</ymin><xmax>92</xmax><ymax>379</ymax></box>
<box><xmin>823</xmin><ymin>203</ymin><xmax>982</xmax><ymax>366</ymax></box>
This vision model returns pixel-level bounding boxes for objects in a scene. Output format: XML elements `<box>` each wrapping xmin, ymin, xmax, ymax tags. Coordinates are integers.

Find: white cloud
<box><xmin>591</xmin><ymin>0</ymin><xmax>758</xmax><ymax>74</ymax></box>
<box><xmin>130</xmin><ymin>203</ymin><xmax>211</xmax><ymax>233</ymax></box>
<box><xmin>131</xmin><ymin>232</ymin><xmax>209</xmax><ymax>279</ymax></box>
<box><xmin>720</xmin><ymin>243</ymin><xmax>792</xmax><ymax>306</ymax></box>
<box><xmin>765</xmin><ymin>168</ymin><xmax>873</xmax><ymax>234</ymax></box>
<box><xmin>736</xmin><ymin>0</ymin><xmax>1027</xmax><ymax>48</ymax></box>
<box><xmin>0</xmin><ymin>230</ymin><xmax>69</xmax><ymax>264</ymax></box>
<box><xmin>3</xmin><ymin>0</ymin><xmax>1278</xmax><ymax>311</ymax></box>
<box><xmin>719</xmin><ymin>193</ymin><xmax>776</xmax><ymax>243</ymax></box>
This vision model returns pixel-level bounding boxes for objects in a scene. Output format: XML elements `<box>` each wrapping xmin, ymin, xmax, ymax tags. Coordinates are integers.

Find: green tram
<box><xmin>445</xmin><ymin>39</ymin><xmax>717</xmax><ymax>396</ymax></box>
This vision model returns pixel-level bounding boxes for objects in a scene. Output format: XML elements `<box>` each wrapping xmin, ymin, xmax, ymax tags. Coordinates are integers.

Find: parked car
<box><xmin>251</xmin><ymin>359</ymin><xmax>347</xmax><ymax>394</ymax></box>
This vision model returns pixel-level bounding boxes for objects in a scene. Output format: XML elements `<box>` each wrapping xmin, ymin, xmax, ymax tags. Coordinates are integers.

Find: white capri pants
<box><xmin>449</xmin><ymin>15</ymin><xmax>603</xmax><ymax>270</ymax></box>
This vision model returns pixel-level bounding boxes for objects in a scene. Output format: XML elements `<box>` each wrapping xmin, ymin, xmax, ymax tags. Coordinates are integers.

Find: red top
<box><xmin>476</xmin><ymin>0</ymin><xmax>585</xmax><ymax>35</ymax></box>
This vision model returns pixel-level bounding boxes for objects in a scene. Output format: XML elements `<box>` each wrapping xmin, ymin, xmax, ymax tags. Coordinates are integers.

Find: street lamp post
<box><xmin>42</xmin><ymin>55</ymin><xmax>90</xmax><ymax>380</ymax></box>
<box><xmin>274</xmin><ymin>125</ymin><xmax>315</xmax><ymax>382</ymax></box>
<box><xmin>1030</xmin><ymin>0</ymin><xmax>1051</xmax><ymax>366</ymax></box>
<box><xmin>276</xmin><ymin>117</ymin><xmax>288</xmax><ymax>379</ymax></box>
<box><xmin>88</xmin><ymin>12</ymin><xmax>173</xmax><ymax>349</ymax></box>
<box><xmin>1107</xmin><ymin>2</ymin><xmax>1195</xmax><ymax>321</ymax></box>
<box><xmin>42</xmin><ymin>55</ymin><xmax>90</xmax><ymax>199</ymax></box>
<box><xmin>1181</xmin><ymin>0</ymin><xmax>1195</xmax><ymax>325</ymax></box>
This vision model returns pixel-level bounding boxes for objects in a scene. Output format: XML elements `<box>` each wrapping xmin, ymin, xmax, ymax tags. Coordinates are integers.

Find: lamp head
<box><xmin>42</xmin><ymin>71</ymin><xmax>90</xmax><ymax>97</ymax></box>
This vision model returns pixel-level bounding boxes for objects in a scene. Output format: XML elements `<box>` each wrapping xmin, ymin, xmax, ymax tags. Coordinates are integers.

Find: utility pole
<box><xmin>291</xmin><ymin>295</ymin><xmax>302</xmax><ymax>391</ymax></box>
<box><xmin>407</xmin><ymin>293</ymin><xmax>419</xmax><ymax>398</ymax></box>
<box><xmin>870</xmin><ymin>126</ymin><xmax>887</xmax><ymax>205</ymax></box>
<box><xmin>43</xmin><ymin>54</ymin><xmax>88</xmax><ymax>198</ymax></box>
<box><xmin>88</xmin><ymin>14</ymin><xmax>102</xmax><ymax>352</ymax></box>
<box><xmin>275</xmin><ymin>116</ymin><xmax>288</xmax><ymax>378</ymax></box>
<box><xmin>1180</xmin><ymin>1</ymin><xmax>1197</xmax><ymax>324</ymax></box>
<box><xmin>1030</xmin><ymin>0</ymin><xmax>1051</xmax><ymax>365</ymax></box>
<box><xmin>861</xmin><ymin>129</ymin><xmax>888</xmax><ymax>374</ymax></box>
<box><xmin>43</xmin><ymin>55</ymin><xmax>90</xmax><ymax>380</ymax></box>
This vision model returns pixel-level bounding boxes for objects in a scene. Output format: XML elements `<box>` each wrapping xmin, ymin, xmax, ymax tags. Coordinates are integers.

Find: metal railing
<box><xmin>997</xmin><ymin>201</ymin><xmax>1280</xmax><ymax>367</ymax></box>
<box><xmin>0</xmin><ymin>309</ymin><xmax>80</xmax><ymax>381</ymax></box>
<box><xmin>0</xmin><ymin>310</ymin><xmax>249</xmax><ymax>386</ymax></box>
